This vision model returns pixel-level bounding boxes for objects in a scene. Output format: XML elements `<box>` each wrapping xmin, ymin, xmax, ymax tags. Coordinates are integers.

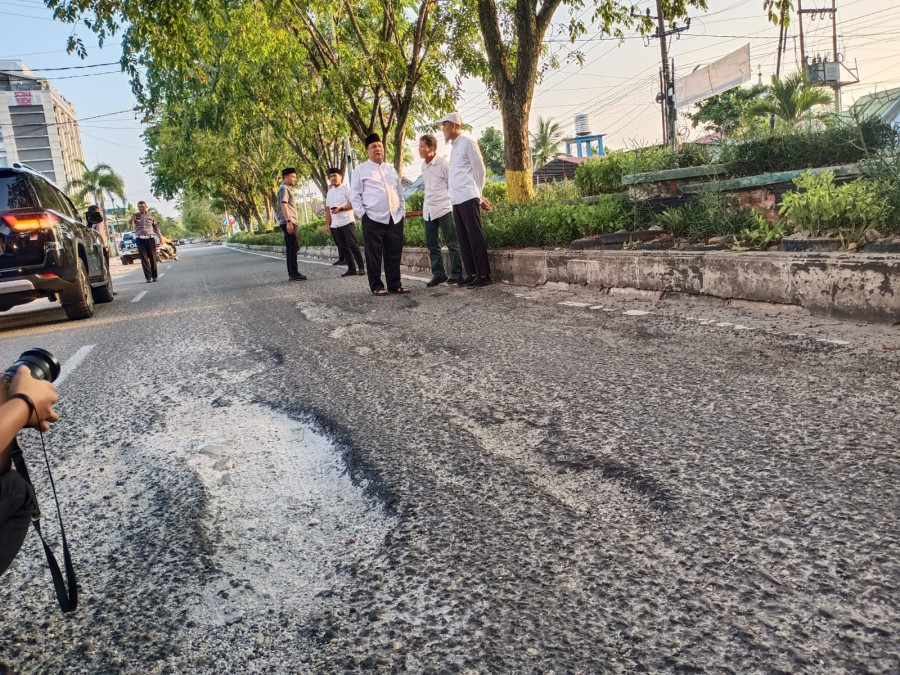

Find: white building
<box><xmin>0</xmin><ymin>60</ymin><xmax>85</xmax><ymax>187</ymax></box>
<box><xmin>849</xmin><ymin>86</ymin><xmax>900</xmax><ymax>128</ymax></box>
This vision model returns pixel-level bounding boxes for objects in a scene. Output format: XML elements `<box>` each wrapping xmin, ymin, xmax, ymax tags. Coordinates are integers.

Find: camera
<box><xmin>3</xmin><ymin>348</ymin><xmax>60</xmax><ymax>383</ymax></box>
<box><xmin>0</xmin><ymin>347</ymin><xmax>75</xmax><ymax>612</ymax></box>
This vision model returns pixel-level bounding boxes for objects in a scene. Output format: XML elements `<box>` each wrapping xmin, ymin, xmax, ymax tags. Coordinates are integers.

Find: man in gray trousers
<box><xmin>418</xmin><ymin>134</ymin><xmax>462</xmax><ymax>287</ymax></box>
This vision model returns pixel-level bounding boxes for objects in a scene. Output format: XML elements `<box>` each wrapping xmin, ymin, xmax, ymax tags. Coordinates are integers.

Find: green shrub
<box><xmin>860</xmin><ymin>134</ymin><xmax>900</xmax><ymax>233</ymax></box>
<box><xmin>534</xmin><ymin>180</ymin><xmax>581</xmax><ymax>203</ymax></box>
<box><xmin>404</xmin><ymin>217</ymin><xmax>426</xmax><ymax>247</ymax></box>
<box><xmin>573</xmin><ymin>145</ymin><xmax>711</xmax><ymax>196</ymax></box>
<box><xmin>575</xmin><ymin>151</ymin><xmax>639</xmax><ymax>196</ymax></box>
<box><xmin>482</xmin><ymin>181</ymin><xmax>508</xmax><ymax>207</ymax></box>
<box><xmin>650</xmin><ymin>193</ymin><xmax>760</xmax><ymax>242</ymax></box>
<box><xmin>406</xmin><ymin>191</ymin><xmax>424</xmax><ymax>211</ymax></box>
<box><xmin>720</xmin><ymin>118</ymin><xmax>897</xmax><ymax>177</ymax></box>
<box><xmin>778</xmin><ymin>171</ymin><xmax>888</xmax><ymax>242</ymax></box>
<box><xmin>739</xmin><ymin>211</ymin><xmax>785</xmax><ymax>250</ymax></box>
<box><xmin>229</xmin><ymin>219</ymin><xmax>332</xmax><ymax>247</ymax></box>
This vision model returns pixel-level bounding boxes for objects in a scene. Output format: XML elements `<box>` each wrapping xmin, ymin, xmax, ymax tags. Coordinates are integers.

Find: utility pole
<box><xmin>637</xmin><ymin>2</ymin><xmax>691</xmax><ymax>151</ymax></box>
<box><xmin>797</xmin><ymin>0</ymin><xmax>858</xmax><ymax>113</ymax></box>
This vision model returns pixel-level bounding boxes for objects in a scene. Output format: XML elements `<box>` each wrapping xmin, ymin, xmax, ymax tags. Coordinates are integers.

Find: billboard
<box><xmin>7</xmin><ymin>91</ymin><xmax>37</xmax><ymax>107</ymax></box>
<box><xmin>675</xmin><ymin>44</ymin><xmax>751</xmax><ymax>109</ymax></box>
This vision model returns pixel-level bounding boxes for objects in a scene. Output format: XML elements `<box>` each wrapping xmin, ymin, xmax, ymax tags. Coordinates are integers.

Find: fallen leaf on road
<box><xmin>883</xmin><ymin>346</ymin><xmax>900</xmax><ymax>351</ymax></box>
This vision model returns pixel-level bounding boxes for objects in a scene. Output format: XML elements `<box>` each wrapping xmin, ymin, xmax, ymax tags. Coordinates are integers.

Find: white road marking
<box><xmin>402</xmin><ymin>273</ymin><xmax>431</xmax><ymax>282</ymax></box>
<box><xmin>559</xmin><ymin>301</ymin><xmax>590</xmax><ymax>308</ymax></box>
<box><xmin>56</xmin><ymin>345</ymin><xmax>95</xmax><ymax>386</ymax></box>
<box><xmin>817</xmin><ymin>338</ymin><xmax>851</xmax><ymax>346</ymax></box>
<box><xmin>734</xmin><ymin>325</ymin><xmax>754</xmax><ymax>331</ymax></box>
<box><xmin>225</xmin><ymin>246</ymin><xmax>333</xmax><ymax>265</ymax></box>
<box><xmin>132</xmin><ymin>291</ymin><xmax>148</xmax><ymax>303</ymax></box>
<box><xmin>166</xmin><ymin>264</ymin><xmax>173</xmax><ymax>269</ymax></box>
<box><xmin>589</xmin><ymin>305</ymin><xmax>604</xmax><ymax>311</ymax></box>
<box><xmin>716</xmin><ymin>322</ymin><xmax>734</xmax><ymax>327</ymax></box>
<box><xmin>623</xmin><ymin>310</ymin><xmax>651</xmax><ymax>316</ymax></box>
<box><xmin>158</xmin><ymin>273</ymin><xmax>165</xmax><ymax>278</ymax></box>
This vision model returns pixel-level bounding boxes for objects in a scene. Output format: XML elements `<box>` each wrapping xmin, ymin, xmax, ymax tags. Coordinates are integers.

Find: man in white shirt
<box><xmin>418</xmin><ymin>134</ymin><xmax>463</xmax><ymax>287</ymax></box>
<box><xmin>349</xmin><ymin>133</ymin><xmax>409</xmax><ymax>296</ymax></box>
<box><xmin>325</xmin><ymin>168</ymin><xmax>365</xmax><ymax>277</ymax></box>
<box><xmin>440</xmin><ymin>112</ymin><xmax>493</xmax><ymax>288</ymax></box>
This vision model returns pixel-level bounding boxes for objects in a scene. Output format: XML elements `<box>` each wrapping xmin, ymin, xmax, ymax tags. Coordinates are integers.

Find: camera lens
<box><xmin>5</xmin><ymin>348</ymin><xmax>61</xmax><ymax>383</ymax></box>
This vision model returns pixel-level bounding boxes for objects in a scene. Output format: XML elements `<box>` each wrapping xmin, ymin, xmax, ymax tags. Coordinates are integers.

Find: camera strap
<box><xmin>9</xmin><ymin>433</ymin><xmax>78</xmax><ymax>614</ymax></box>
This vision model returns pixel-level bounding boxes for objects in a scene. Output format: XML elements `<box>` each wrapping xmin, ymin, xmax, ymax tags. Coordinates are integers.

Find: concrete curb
<box><xmin>225</xmin><ymin>243</ymin><xmax>899</xmax><ymax>324</ymax></box>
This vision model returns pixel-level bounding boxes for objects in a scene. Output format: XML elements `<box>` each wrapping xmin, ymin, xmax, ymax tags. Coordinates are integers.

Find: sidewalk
<box><xmin>226</xmin><ymin>243</ymin><xmax>900</xmax><ymax>324</ymax></box>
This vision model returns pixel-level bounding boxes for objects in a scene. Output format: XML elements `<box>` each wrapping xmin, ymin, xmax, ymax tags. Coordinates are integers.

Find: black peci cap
<box><xmin>364</xmin><ymin>133</ymin><xmax>381</xmax><ymax>148</ymax></box>
<box><xmin>282</xmin><ymin>167</ymin><xmax>297</xmax><ymax>178</ymax></box>
<box><xmin>326</xmin><ymin>167</ymin><xmax>342</xmax><ymax>176</ymax></box>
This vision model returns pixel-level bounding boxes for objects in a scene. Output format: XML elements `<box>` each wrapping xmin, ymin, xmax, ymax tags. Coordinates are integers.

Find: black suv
<box><xmin>0</xmin><ymin>163</ymin><xmax>114</xmax><ymax>320</ymax></box>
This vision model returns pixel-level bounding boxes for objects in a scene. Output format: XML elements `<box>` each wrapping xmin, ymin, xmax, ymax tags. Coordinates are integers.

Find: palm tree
<box><xmin>530</xmin><ymin>117</ymin><xmax>567</xmax><ymax>169</ymax></box>
<box><xmin>67</xmin><ymin>160</ymin><xmax>127</xmax><ymax>233</ymax></box>
<box><xmin>745</xmin><ymin>71</ymin><xmax>834</xmax><ymax>128</ymax></box>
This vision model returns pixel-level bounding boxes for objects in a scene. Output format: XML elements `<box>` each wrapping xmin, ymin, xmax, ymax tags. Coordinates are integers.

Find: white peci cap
<box><xmin>436</xmin><ymin>112</ymin><xmax>463</xmax><ymax>126</ymax></box>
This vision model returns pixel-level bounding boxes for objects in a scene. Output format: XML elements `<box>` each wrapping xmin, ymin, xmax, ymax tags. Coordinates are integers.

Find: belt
<box><xmin>138</xmin><ymin>236</ymin><xmax>155</xmax><ymax>239</ymax></box>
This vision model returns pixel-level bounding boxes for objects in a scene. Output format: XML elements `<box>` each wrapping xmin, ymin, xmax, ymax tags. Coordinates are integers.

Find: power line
<box><xmin>0</xmin><ymin>62</ymin><xmax>119</xmax><ymax>72</ymax></box>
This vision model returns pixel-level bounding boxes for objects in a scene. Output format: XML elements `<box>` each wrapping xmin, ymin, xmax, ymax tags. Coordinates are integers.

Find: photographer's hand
<box><xmin>8</xmin><ymin>366</ymin><xmax>59</xmax><ymax>432</ymax></box>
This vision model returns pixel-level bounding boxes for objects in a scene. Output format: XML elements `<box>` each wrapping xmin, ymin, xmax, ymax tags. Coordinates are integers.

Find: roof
<box><xmin>849</xmin><ymin>86</ymin><xmax>900</xmax><ymax>122</ymax></box>
<box><xmin>532</xmin><ymin>156</ymin><xmax>591</xmax><ymax>185</ymax></box>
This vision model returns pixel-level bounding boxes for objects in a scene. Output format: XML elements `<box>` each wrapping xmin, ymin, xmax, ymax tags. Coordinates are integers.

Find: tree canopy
<box><xmin>47</xmin><ymin>0</ymin><xmax>460</xmax><ymax>219</ymax></box>
<box><xmin>687</xmin><ymin>85</ymin><xmax>769</xmax><ymax>136</ymax></box>
<box><xmin>478</xmin><ymin>127</ymin><xmax>505</xmax><ymax>177</ymax></box>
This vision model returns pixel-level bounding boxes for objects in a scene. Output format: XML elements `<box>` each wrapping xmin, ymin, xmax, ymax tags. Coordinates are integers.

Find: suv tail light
<box><xmin>1</xmin><ymin>212</ymin><xmax>60</xmax><ymax>232</ymax></box>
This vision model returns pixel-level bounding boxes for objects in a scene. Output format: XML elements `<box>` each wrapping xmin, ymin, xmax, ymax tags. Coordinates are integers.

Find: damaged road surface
<box><xmin>0</xmin><ymin>244</ymin><xmax>897</xmax><ymax>673</ymax></box>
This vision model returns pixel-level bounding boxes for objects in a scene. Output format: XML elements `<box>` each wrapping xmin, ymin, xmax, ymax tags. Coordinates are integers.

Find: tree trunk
<box><xmin>500</xmin><ymin>97</ymin><xmax>534</xmax><ymax>203</ymax></box>
<box><xmin>475</xmin><ymin>0</ymin><xmax>556</xmax><ymax>203</ymax></box>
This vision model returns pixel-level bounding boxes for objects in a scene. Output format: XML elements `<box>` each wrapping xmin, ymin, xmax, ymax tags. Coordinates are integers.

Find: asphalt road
<box><xmin>0</xmin><ymin>244</ymin><xmax>897</xmax><ymax>674</ymax></box>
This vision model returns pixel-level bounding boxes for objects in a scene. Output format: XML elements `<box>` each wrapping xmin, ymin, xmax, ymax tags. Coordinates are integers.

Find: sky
<box><xmin>2</xmin><ymin>0</ymin><xmax>899</xmax><ymax>215</ymax></box>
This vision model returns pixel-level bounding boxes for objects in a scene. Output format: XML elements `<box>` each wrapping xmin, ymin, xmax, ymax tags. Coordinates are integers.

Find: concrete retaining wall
<box><xmin>227</xmin><ymin>244</ymin><xmax>899</xmax><ymax>324</ymax></box>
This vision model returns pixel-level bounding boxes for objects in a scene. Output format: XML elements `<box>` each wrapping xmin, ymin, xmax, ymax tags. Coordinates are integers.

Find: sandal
<box><xmin>372</xmin><ymin>288</ymin><xmax>388</xmax><ymax>296</ymax></box>
<box><xmin>388</xmin><ymin>287</ymin><xmax>410</xmax><ymax>295</ymax></box>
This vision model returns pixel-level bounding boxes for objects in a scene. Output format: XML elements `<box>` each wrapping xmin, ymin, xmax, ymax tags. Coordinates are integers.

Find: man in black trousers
<box><xmin>129</xmin><ymin>201</ymin><xmax>162</xmax><ymax>283</ymax></box>
<box><xmin>348</xmin><ymin>134</ymin><xmax>409</xmax><ymax>296</ymax></box>
<box><xmin>324</xmin><ymin>167</ymin><xmax>365</xmax><ymax>277</ymax></box>
<box><xmin>276</xmin><ymin>167</ymin><xmax>307</xmax><ymax>281</ymax></box>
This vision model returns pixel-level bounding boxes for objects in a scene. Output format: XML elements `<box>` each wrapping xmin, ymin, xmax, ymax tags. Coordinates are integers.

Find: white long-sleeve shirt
<box><xmin>448</xmin><ymin>134</ymin><xmax>486</xmax><ymax>205</ymax></box>
<box><xmin>420</xmin><ymin>155</ymin><xmax>452</xmax><ymax>221</ymax></box>
<box><xmin>326</xmin><ymin>184</ymin><xmax>355</xmax><ymax>228</ymax></box>
<box><xmin>349</xmin><ymin>160</ymin><xmax>405</xmax><ymax>224</ymax></box>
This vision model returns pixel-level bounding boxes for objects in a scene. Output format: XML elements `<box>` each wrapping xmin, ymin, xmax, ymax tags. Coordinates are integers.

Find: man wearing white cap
<box><xmin>439</xmin><ymin>112</ymin><xmax>493</xmax><ymax>288</ymax></box>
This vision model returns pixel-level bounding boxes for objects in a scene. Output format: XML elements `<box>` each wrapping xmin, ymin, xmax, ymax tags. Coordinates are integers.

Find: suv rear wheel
<box><xmin>92</xmin><ymin>256</ymin><xmax>115</xmax><ymax>304</ymax></box>
<box><xmin>62</xmin><ymin>257</ymin><xmax>95</xmax><ymax>320</ymax></box>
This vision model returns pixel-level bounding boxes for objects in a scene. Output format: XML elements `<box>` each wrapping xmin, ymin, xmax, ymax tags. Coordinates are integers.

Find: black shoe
<box><xmin>357</xmin><ymin>269</ymin><xmax>366</xmax><ymax>276</ymax></box>
<box><xmin>331</xmin><ymin>259</ymin><xmax>346</xmax><ymax>266</ymax></box>
<box><xmin>146</xmin><ymin>279</ymin><xmax>151</xmax><ymax>283</ymax></box>
<box><xmin>341</xmin><ymin>269</ymin><xmax>357</xmax><ymax>277</ymax></box>
<box><xmin>290</xmin><ymin>274</ymin><xmax>308</xmax><ymax>281</ymax></box>
<box><xmin>426</xmin><ymin>276</ymin><xmax>447</xmax><ymax>288</ymax></box>
<box><xmin>446</xmin><ymin>277</ymin><xmax>461</xmax><ymax>285</ymax></box>
<box><xmin>460</xmin><ymin>275</ymin><xmax>477</xmax><ymax>286</ymax></box>
<box><xmin>152</xmin><ymin>277</ymin><xmax>158</xmax><ymax>282</ymax></box>
<box><xmin>466</xmin><ymin>276</ymin><xmax>492</xmax><ymax>288</ymax></box>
